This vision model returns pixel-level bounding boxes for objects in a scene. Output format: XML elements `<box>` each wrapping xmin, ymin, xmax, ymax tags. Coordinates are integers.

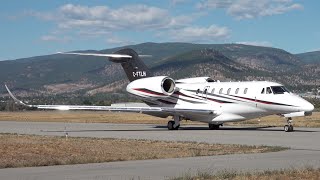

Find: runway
<box><xmin>0</xmin><ymin>121</ymin><xmax>320</xmax><ymax>180</ymax></box>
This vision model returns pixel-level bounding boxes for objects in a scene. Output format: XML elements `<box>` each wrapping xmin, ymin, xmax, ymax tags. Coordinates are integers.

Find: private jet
<box><xmin>5</xmin><ymin>48</ymin><xmax>314</xmax><ymax>132</ymax></box>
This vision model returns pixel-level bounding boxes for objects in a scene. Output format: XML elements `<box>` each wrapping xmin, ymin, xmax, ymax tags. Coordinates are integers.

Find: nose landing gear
<box><xmin>209</xmin><ymin>123</ymin><xmax>222</xmax><ymax>130</ymax></box>
<box><xmin>284</xmin><ymin>117</ymin><xmax>294</xmax><ymax>132</ymax></box>
<box><xmin>167</xmin><ymin>115</ymin><xmax>181</xmax><ymax>130</ymax></box>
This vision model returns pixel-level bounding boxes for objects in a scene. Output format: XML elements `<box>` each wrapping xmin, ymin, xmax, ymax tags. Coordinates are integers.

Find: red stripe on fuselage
<box><xmin>230</xmin><ymin>95</ymin><xmax>292</xmax><ymax>106</ymax></box>
<box><xmin>134</xmin><ymin>88</ymin><xmax>165</xmax><ymax>96</ymax></box>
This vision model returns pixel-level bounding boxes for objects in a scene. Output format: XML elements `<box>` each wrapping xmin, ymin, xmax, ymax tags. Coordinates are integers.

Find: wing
<box><xmin>5</xmin><ymin>85</ymin><xmax>214</xmax><ymax>115</ymax></box>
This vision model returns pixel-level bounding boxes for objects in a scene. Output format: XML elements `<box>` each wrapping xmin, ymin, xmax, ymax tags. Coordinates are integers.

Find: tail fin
<box><xmin>61</xmin><ymin>48</ymin><xmax>152</xmax><ymax>82</ymax></box>
<box><xmin>110</xmin><ymin>48</ymin><xmax>152</xmax><ymax>82</ymax></box>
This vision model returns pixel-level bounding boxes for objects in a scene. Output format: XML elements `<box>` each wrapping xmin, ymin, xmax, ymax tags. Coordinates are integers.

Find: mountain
<box><xmin>296</xmin><ymin>51</ymin><xmax>320</xmax><ymax>64</ymax></box>
<box><xmin>0</xmin><ymin>42</ymin><xmax>319</xmax><ymax>104</ymax></box>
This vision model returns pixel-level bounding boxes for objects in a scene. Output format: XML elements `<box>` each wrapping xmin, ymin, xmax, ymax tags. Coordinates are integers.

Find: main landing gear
<box><xmin>167</xmin><ymin>115</ymin><xmax>181</xmax><ymax>130</ymax></box>
<box><xmin>284</xmin><ymin>117</ymin><xmax>294</xmax><ymax>132</ymax></box>
<box><xmin>209</xmin><ymin>123</ymin><xmax>222</xmax><ymax>130</ymax></box>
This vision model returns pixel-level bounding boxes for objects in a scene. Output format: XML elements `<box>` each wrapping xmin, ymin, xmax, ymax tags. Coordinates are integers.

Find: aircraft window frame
<box><xmin>244</xmin><ymin>88</ymin><xmax>248</xmax><ymax>94</ymax></box>
<box><xmin>282</xmin><ymin>86</ymin><xmax>291</xmax><ymax>93</ymax></box>
<box><xmin>235</xmin><ymin>88</ymin><xmax>239</xmax><ymax>94</ymax></box>
<box><xmin>196</xmin><ymin>89</ymin><xmax>200</xmax><ymax>94</ymax></box>
<box><xmin>261</xmin><ymin>88</ymin><xmax>265</xmax><ymax>94</ymax></box>
<box><xmin>227</xmin><ymin>88</ymin><xmax>231</xmax><ymax>95</ymax></box>
<box><xmin>211</xmin><ymin>88</ymin><xmax>215</xmax><ymax>94</ymax></box>
<box><xmin>266</xmin><ymin>87</ymin><xmax>272</xmax><ymax>94</ymax></box>
<box><xmin>219</xmin><ymin>88</ymin><xmax>223</xmax><ymax>94</ymax></box>
<box><xmin>271</xmin><ymin>86</ymin><xmax>288</xmax><ymax>94</ymax></box>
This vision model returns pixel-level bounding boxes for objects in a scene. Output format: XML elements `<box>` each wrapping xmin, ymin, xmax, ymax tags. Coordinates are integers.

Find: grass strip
<box><xmin>171</xmin><ymin>167</ymin><xmax>320</xmax><ymax>180</ymax></box>
<box><xmin>0</xmin><ymin>133</ymin><xmax>287</xmax><ymax>168</ymax></box>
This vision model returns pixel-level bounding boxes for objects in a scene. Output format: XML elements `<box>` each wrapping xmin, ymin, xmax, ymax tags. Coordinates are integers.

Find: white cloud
<box><xmin>307</xmin><ymin>48</ymin><xmax>320</xmax><ymax>53</ymax></box>
<box><xmin>235</xmin><ymin>41</ymin><xmax>273</xmax><ymax>47</ymax></box>
<box><xmin>40</xmin><ymin>35</ymin><xmax>71</xmax><ymax>42</ymax></box>
<box><xmin>168</xmin><ymin>25</ymin><xmax>231</xmax><ymax>42</ymax></box>
<box><xmin>30</xmin><ymin>3</ymin><xmax>231</xmax><ymax>44</ymax></box>
<box><xmin>197</xmin><ymin>0</ymin><xmax>303</xmax><ymax>19</ymax></box>
<box><xmin>197</xmin><ymin>0</ymin><xmax>233</xmax><ymax>9</ymax></box>
<box><xmin>35</xmin><ymin>4</ymin><xmax>173</xmax><ymax>31</ymax></box>
<box><xmin>106</xmin><ymin>36</ymin><xmax>133</xmax><ymax>46</ymax></box>
<box><xmin>170</xmin><ymin>0</ymin><xmax>188</xmax><ymax>6</ymax></box>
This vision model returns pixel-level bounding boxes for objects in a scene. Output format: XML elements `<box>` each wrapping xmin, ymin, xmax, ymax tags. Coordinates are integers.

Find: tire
<box><xmin>167</xmin><ymin>121</ymin><xmax>175</xmax><ymax>130</ymax></box>
<box><xmin>289</xmin><ymin>125</ymin><xmax>294</xmax><ymax>132</ymax></box>
<box><xmin>284</xmin><ymin>125</ymin><xmax>289</xmax><ymax>132</ymax></box>
<box><xmin>209</xmin><ymin>124</ymin><xmax>219</xmax><ymax>130</ymax></box>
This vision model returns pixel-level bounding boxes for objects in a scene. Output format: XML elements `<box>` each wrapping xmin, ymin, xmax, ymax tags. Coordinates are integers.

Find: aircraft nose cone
<box><xmin>302</xmin><ymin>102</ymin><xmax>314</xmax><ymax>112</ymax></box>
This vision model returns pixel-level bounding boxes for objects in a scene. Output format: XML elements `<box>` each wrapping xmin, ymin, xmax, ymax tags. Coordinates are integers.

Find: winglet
<box><xmin>4</xmin><ymin>84</ymin><xmax>28</xmax><ymax>106</ymax></box>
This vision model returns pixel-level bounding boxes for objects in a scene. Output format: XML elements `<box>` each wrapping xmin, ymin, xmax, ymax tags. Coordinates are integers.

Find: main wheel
<box><xmin>209</xmin><ymin>124</ymin><xmax>220</xmax><ymax>130</ymax></box>
<box><xmin>289</xmin><ymin>125</ymin><xmax>294</xmax><ymax>132</ymax></box>
<box><xmin>167</xmin><ymin>121</ymin><xmax>175</xmax><ymax>130</ymax></box>
<box><xmin>284</xmin><ymin>125</ymin><xmax>290</xmax><ymax>132</ymax></box>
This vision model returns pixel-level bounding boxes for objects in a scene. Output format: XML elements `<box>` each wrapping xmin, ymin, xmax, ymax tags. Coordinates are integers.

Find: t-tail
<box><xmin>62</xmin><ymin>48</ymin><xmax>152</xmax><ymax>82</ymax></box>
<box><xmin>110</xmin><ymin>49</ymin><xmax>152</xmax><ymax>82</ymax></box>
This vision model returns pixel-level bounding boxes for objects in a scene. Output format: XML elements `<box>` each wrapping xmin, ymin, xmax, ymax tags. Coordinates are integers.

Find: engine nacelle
<box><xmin>126</xmin><ymin>76</ymin><xmax>176</xmax><ymax>97</ymax></box>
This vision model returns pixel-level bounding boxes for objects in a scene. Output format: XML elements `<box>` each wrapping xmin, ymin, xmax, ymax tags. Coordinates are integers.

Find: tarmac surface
<box><xmin>0</xmin><ymin>121</ymin><xmax>320</xmax><ymax>180</ymax></box>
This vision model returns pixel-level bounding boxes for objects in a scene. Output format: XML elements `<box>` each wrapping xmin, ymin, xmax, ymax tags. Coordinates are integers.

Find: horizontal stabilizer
<box><xmin>60</xmin><ymin>52</ymin><xmax>132</xmax><ymax>58</ymax></box>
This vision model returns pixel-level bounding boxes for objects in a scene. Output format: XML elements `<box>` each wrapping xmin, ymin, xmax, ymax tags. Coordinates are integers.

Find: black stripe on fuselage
<box><xmin>197</xmin><ymin>95</ymin><xmax>233</xmax><ymax>103</ymax></box>
<box><xmin>185</xmin><ymin>89</ymin><xmax>295</xmax><ymax>106</ymax></box>
<box><xmin>134</xmin><ymin>88</ymin><xmax>165</xmax><ymax>96</ymax></box>
<box><xmin>187</xmin><ymin>89</ymin><xmax>242</xmax><ymax>102</ymax></box>
<box><xmin>175</xmin><ymin>91</ymin><xmax>233</xmax><ymax>104</ymax></box>
<box><xmin>134</xmin><ymin>88</ymin><xmax>253</xmax><ymax>105</ymax></box>
<box><xmin>230</xmin><ymin>95</ymin><xmax>295</xmax><ymax>106</ymax></box>
<box><xmin>173</xmin><ymin>91</ymin><xmax>203</xmax><ymax>100</ymax></box>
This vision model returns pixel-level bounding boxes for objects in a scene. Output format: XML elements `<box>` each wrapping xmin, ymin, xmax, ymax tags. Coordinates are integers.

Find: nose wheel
<box><xmin>209</xmin><ymin>123</ymin><xmax>221</xmax><ymax>130</ymax></box>
<box><xmin>284</xmin><ymin>117</ymin><xmax>294</xmax><ymax>132</ymax></box>
<box><xmin>167</xmin><ymin>115</ymin><xmax>181</xmax><ymax>130</ymax></box>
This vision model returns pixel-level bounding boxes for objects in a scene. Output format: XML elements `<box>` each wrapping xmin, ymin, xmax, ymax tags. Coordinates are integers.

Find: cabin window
<box><xmin>227</xmin><ymin>88</ymin><xmax>231</xmax><ymax>95</ymax></box>
<box><xmin>235</xmin><ymin>88</ymin><xmax>239</xmax><ymax>94</ymax></box>
<box><xmin>219</xmin><ymin>88</ymin><xmax>223</xmax><ymax>94</ymax></box>
<box><xmin>204</xmin><ymin>89</ymin><xmax>207</xmax><ymax>95</ymax></box>
<box><xmin>211</xmin><ymin>88</ymin><xmax>215</xmax><ymax>94</ymax></box>
<box><xmin>266</xmin><ymin>87</ymin><xmax>272</xmax><ymax>94</ymax></box>
<box><xmin>196</xmin><ymin>89</ymin><xmax>200</xmax><ymax>94</ymax></box>
<box><xmin>244</xmin><ymin>88</ymin><xmax>248</xmax><ymax>94</ymax></box>
<box><xmin>261</xmin><ymin>88</ymin><xmax>265</xmax><ymax>94</ymax></box>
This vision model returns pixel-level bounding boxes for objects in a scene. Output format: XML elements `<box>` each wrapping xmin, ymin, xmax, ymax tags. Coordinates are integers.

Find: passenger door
<box><xmin>256</xmin><ymin>87</ymin><xmax>273</xmax><ymax>108</ymax></box>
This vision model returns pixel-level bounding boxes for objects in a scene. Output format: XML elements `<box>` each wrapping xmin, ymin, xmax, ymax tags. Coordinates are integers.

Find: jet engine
<box><xmin>126</xmin><ymin>76</ymin><xmax>176</xmax><ymax>97</ymax></box>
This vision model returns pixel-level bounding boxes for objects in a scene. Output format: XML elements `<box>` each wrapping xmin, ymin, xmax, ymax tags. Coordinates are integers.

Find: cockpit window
<box><xmin>261</xmin><ymin>88</ymin><xmax>265</xmax><ymax>94</ymax></box>
<box><xmin>271</xmin><ymin>86</ymin><xmax>289</xmax><ymax>94</ymax></box>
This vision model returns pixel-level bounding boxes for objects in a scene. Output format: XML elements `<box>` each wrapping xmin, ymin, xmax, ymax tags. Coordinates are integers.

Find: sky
<box><xmin>0</xmin><ymin>0</ymin><xmax>319</xmax><ymax>60</ymax></box>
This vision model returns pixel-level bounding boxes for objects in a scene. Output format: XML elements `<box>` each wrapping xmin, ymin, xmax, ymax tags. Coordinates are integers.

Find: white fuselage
<box><xmin>127</xmin><ymin>78</ymin><xmax>314</xmax><ymax>124</ymax></box>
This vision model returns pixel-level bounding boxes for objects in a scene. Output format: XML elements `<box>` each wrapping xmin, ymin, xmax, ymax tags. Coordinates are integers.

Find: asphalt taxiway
<box><xmin>0</xmin><ymin>121</ymin><xmax>319</xmax><ymax>180</ymax></box>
